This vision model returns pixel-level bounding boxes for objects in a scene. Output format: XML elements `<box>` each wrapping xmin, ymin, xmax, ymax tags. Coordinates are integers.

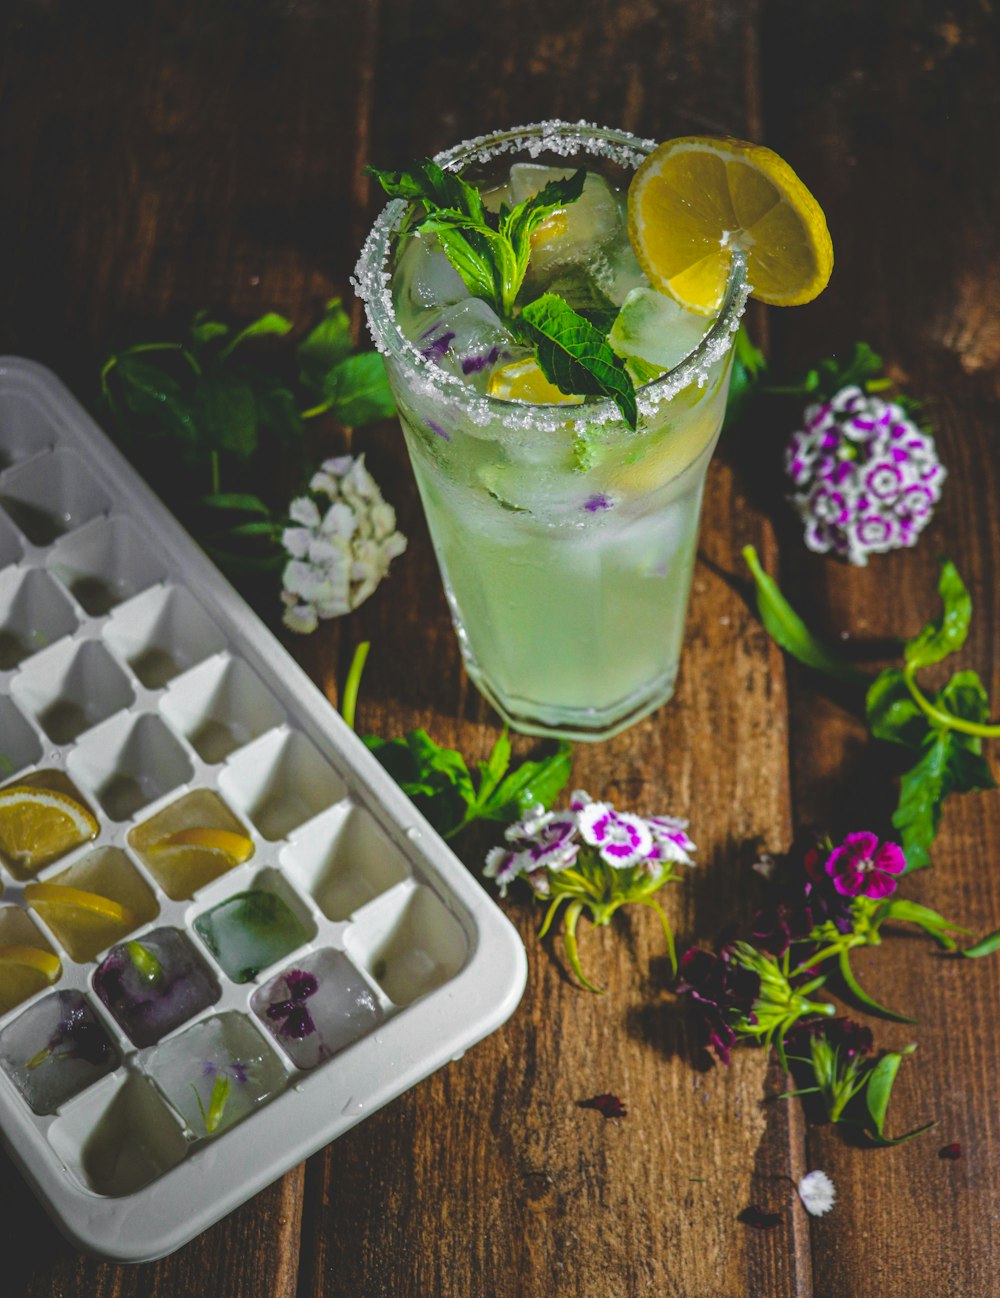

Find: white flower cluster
<box><xmin>280</xmin><ymin>455</ymin><xmax>407</xmax><ymax>634</ymax></box>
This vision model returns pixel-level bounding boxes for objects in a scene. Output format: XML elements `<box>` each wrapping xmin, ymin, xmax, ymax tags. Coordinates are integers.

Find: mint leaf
<box><xmin>320</xmin><ymin>353</ymin><xmax>396</xmax><ymax>427</ymax></box>
<box><xmin>110</xmin><ymin>356</ymin><xmax>198</xmax><ymax>446</ymax></box>
<box><xmin>904</xmin><ymin>559</ymin><xmax>971</xmax><ymax>670</ymax></box>
<box><xmin>473</xmin><ymin>729</ymin><xmax>512</xmax><ymax>812</ymax></box>
<box><xmin>192</xmin><ymin>373</ymin><xmax>259</xmax><ymax>460</ymax></box>
<box><xmin>723</xmin><ymin>324</ymin><xmax>767</xmax><ymax>429</ymax></box>
<box><xmin>499</xmin><ymin>170</ymin><xmax>585</xmax><ymax>307</ymax></box>
<box><xmin>521</xmin><ymin>294</ymin><xmax>637</xmax><ymax>429</ymax></box>
<box><xmin>479</xmin><ymin>743</ymin><xmax>572</xmax><ymax>822</ymax></box>
<box><xmin>202</xmin><ymin>493</ymin><xmax>271</xmax><ymax>515</ymax></box>
<box><xmin>191</xmin><ymin>313</ymin><xmax>230</xmax><ymax>347</ymax></box>
<box><xmin>866</xmin><ymin>668</ymin><xmax>927</xmax><ymax>748</ymax></box>
<box><xmin>364</xmin><ymin>730</ymin><xmax>475</xmax><ymax>837</ymax></box>
<box><xmin>298</xmin><ymin>298</ymin><xmax>353</xmax><ymax>390</ymax></box>
<box><xmin>742</xmin><ymin>545</ymin><xmax>866</xmax><ymax>684</ymax></box>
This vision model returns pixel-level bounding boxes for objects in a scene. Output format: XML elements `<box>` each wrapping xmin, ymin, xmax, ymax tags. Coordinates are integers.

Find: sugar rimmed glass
<box><xmin>356</xmin><ymin>121</ymin><xmax>748</xmax><ymax>741</ymax></box>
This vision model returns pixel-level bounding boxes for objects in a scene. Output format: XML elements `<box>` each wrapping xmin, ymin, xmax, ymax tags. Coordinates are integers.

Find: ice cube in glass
<box><xmin>93</xmin><ymin>927</ymin><xmax>219</xmax><ymax>1047</ymax></box>
<box><xmin>0</xmin><ymin>990</ymin><xmax>117</xmax><ymax>1114</ymax></box>
<box><xmin>251</xmin><ymin>948</ymin><xmax>381</xmax><ymax>1070</ymax></box>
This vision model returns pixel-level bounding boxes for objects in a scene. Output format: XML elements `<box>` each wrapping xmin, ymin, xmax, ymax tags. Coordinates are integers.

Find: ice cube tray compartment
<box><xmin>0</xmin><ymin>358</ymin><xmax>526</xmax><ymax>1263</ymax></box>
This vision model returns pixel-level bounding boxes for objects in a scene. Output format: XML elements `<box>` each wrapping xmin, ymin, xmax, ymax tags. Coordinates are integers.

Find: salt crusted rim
<box><xmin>353</xmin><ymin>120</ymin><xmax>749</xmax><ymax>434</ymax></box>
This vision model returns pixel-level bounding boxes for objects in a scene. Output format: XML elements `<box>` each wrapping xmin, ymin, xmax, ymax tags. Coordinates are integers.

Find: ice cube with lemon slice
<box><xmin>0</xmin><ymin>778</ymin><xmax>98</xmax><ymax>880</ymax></box>
<box><xmin>128</xmin><ymin>790</ymin><xmax>254</xmax><ymax>901</ymax></box>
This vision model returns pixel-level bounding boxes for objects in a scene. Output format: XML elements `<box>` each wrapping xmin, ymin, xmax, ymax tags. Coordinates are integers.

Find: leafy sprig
<box><xmin>368</xmin><ymin>160</ymin><xmax>585</xmax><ymax>320</ymax></box>
<box><xmin>743</xmin><ymin>548</ymin><xmax>998</xmax><ymax>870</ymax></box>
<box><xmin>369</xmin><ymin>159</ymin><xmax>639</xmax><ymax>426</ymax></box>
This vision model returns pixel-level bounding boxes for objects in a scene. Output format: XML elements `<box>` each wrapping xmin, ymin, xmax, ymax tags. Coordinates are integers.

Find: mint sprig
<box><xmin>521</xmin><ymin>293</ymin><xmax>637</xmax><ymax>429</ymax></box>
<box><xmin>368</xmin><ymin>160</ymin><xmax>585</xmax><ymax>318</ymax></box>
<box><xmin>743</xmin><ymin>549</ymin><xmax>999</xmax><ymax>870</ymax></box>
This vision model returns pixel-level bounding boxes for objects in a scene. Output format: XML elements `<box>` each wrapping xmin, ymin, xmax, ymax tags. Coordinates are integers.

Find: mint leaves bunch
<box><xmin>744</xmin><ymin>549</ymin><xmax>998</xmax><ymax>871</ymax></box>
<box><xmin>369</xmin><ymin>161</ymin><xmax>639</xmax><ymax>427</ymax></box>
<box><xmin>100</xmin><ymin>300</ymin><xmax>396</xmax><ymax>583</ymax></box>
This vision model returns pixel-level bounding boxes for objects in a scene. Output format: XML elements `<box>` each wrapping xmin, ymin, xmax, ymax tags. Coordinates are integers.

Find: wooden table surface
<box><xmin>1</xmin><ymin>2</ymin><xmax>998</xmax><ymax>1295</ymax></box>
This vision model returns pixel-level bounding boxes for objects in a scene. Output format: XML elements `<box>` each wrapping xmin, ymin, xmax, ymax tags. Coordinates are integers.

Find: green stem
<box><xmin>641</xmin><ymin>897</ymin><xmax>677</xmax><ymax>977</ymax></box>
<box><xmin>210</xmin><ymin>451</ymin><xmax>221</xmax><ymax>496</ymax></box>
<box><xmin>341</xmin><ymin>641</ymin><xmax>370</xmax><ymax>731</ymax></box>
<box><xmin>563</xmin><ymin>899</ymin><xmax>602</xmax><ymax>994</ymax></box>
<box><xmin>903</xmin><ymin>664</ymin><xmax>1000</xmax><ymax>738</ymax></box>
<box><xmin>300</xmin><ymin>398</ymin><xmax>334</xmax><ymax>420</ymax></box>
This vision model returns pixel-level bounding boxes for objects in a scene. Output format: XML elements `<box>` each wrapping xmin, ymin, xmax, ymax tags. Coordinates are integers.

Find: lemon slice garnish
<box><xmin>487</xmin><ymin>358</ymin><xmax>585</xmax><ymax>405</ymax></box>
<box><xmin>627</xmin><ymin>136</ymin><xmax>833</xmax><ymax>314</ymax></box>
<box><xmin>0</xmin><ymin>787</ymin><xmax>99</xmax><ymax>875</ymax></box>
<box><xmin>150</xmin><ymin>828</ymin><xmax>254</xmax><ymax>863</ymax></box>
<box><xmin>24</xmin><ymin>882</ymin><xmax>132</xmax><ymax>925</ymax></box>
<box><xmin>0</xmin><ymin>944</ymin><xmax>61</xmax><ymax>981</ymax></box>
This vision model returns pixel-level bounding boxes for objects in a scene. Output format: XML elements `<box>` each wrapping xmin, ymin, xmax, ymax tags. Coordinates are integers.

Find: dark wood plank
<box><xmin>762</xmin><ymin>2</ymin><xmax>1000</xmax><ymax>1295</ymax></box>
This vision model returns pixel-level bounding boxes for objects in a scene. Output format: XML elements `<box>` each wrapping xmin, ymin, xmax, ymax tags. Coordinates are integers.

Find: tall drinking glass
<box><xmin>355</xmin><ymin>122</ymin><xmax>748</xmax><ymax>741</ymax></box>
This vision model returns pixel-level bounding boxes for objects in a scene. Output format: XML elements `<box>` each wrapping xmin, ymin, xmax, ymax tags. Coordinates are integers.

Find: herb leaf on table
<box><xmin>744</xmin><ymin>551</ymin><xmax>998</xmax><ymax>870</ymax></box>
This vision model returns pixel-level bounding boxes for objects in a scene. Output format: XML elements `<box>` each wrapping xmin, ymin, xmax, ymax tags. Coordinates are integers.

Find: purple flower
<box><xmin>418</xmin><ymin>324</ymin><xmax>455</xmax><ymax>362</ymax></box>
<box><xmin>786</xmin><ymin>1016</ymin><xmax>873</xmax><ymax>1062</ymax></box>
<box><xmin>461</xmin><ymin>345</ymin><xmax>501</xmax><ymax>375</ymax></box>
<box><xmin>583</xmin><ymin>493</ymin><xmax>613</xmax><ymax>513</ymax></box>
<box><xmin>265</xmin><ymin>969</ymin><xmax>319</xmax><ymax>1040</ymax></box>
<box><xmin>824</xmin><ymin>832</ymin><xmax>906</xmax><ymax>899</ymax></box>
<box><xmin>676</xmin><ymin>947</ymin><xmax>760</xmax><ymax>1065</ymax></box>
<box><xmin>576</xmin><ymin>798</ymin><xmax>653</xmax><ymax>869</ymax></box>
<box><xmin>425</xmin><ymin>418</ymin><xmax>450</xmax><ymax>441</ymax></box>
<box><xmin>202</xmin><ymin>1059</ymin><xmax>250</xmax><ymax>1084</ymax></box>
<box><xmin>785</xmin><ymin>386</ymin><xmax>945</xmax><ymax>565</ymax></box>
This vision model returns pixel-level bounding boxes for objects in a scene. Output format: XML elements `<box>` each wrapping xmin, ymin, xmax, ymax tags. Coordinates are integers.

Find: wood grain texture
<box><xmin>0</xmin><ymin>0</ymin><xmax>996</xmax><ymax>1294</ymax></box>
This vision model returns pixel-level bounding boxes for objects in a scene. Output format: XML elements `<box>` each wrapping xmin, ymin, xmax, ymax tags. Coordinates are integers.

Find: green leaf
<box><xmin>742</xmin><ymin>545</ymin><xmax>866</xmax><ymax>684</ymax></box>
<box><xmin>500</xmin><ymin>170</ymin><xmax>585</xmax><ymax>309</ymax></box>
<box><xmin>427</xmin><ymin>223</ymin><xmax>499</xmax><ymax>303</ymax></box>
<box><xmin>723</xmin><ymin>324</ymin><xmax>767</xmax><ymax>429</ymax></box>
<box><xmin>937</xmin><ymin>669</ymin><xmax>991</xmax><ymax>729</ymax></box>
<box><xmin>320</xmin><ymin>352</ymin><xmax>396</xmax><ymax>427</ymax></box>
<box><xmin>191</xmin><ymin>373</ymin><xmax>259</xmax><ymax>460</ymax></box>
<box><xmin>866</xmin><ymin>668</ymin><xmax>928</xmax><ymax>749</ymax></box>
<box><xmin>220</xmin><ymin>312</ymin><xmax>294</xmax><ymax>358</ymax></box>
<box><xmin>191</xmin><ymin>315</ymin><xmax>230</xmax><ymax>347</ymax></box>
<box><xmin>473</xmin><ymin>729</ymin><xmax>512</xmax><ymax>811</ymax></box>
<box><xmin>480</xmin><ymin>743</ymin><xmax>572</xmax><ymax>821</ymax></box>
<box><xmin>904</xmin><ymin>560</ymin><xmax>971</xmax><ymax>669</ymax></box>
<box><xmin>202</xmin><ymin>493</ymin><xmax>271</xmax><ymax>516</ymax></box>
<box><xmin>877</xmin><ymin>898</ymin><xmax>966</xmax><ymax>950</ymax></box>
<box><xmin>251</xmin><ymin>373</ymin><xmax>303</xmax><ymax>442</ymax></box>
<box><xmin>216</xmin><ymin>520</ymin><xmax>281</xmax><ymax>540</ymax></box>
<box><xmin>863</xmin><ymin>1052</ymin><xmax>936</xmax><ymax>1146</ymax></box>
<box><xmin>363</xmin><ymin>730</ymin><xmax>475</xmax><ymax>837</ymax></box>
<box><xmin>892</xmin><ymin>732</ymin><xmax>951</xmax><ymax>872</ymax></box>
<box><xmin>298</xmin><ymin>298</ymin><xmax>353</xmax><ymax>390</ymax></box>
<box><xmin>837</xmin><ymin>948</ymin><xmax>916</xmax><ymax>1023</ymax></box>
<box><xmin>962</xmin><ymin>929</ymin><xmax>1000</xmax><ymax>958</ymax></box>
<box><xmin>110</xmin><ymin>356</ymin><xmax>198</xmax><ymax>446</ymax></box>
<box><xmin>521</xmin><ymin>293</ymin><xmax>637</xmax><ymax>429</ymax></box>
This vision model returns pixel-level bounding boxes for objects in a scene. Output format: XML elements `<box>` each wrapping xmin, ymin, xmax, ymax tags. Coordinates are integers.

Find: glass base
<box><xmin>463</xmin><ymin>661</ymin><xmax>678</xmax><ymax>743</ymax></box>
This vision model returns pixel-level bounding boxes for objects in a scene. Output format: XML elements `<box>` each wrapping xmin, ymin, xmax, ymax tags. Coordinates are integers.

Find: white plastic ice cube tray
<box><xmin>0</xmin><ymin>357</ymin><xmax>527</xmax><ymax>1262</ymax></box>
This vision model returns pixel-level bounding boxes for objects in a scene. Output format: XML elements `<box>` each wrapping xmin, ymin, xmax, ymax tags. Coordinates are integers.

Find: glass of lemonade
<box><xmin>355</xmin><ymin>122</ymin><xmax>748</xmax><ymax>741</ymax></box>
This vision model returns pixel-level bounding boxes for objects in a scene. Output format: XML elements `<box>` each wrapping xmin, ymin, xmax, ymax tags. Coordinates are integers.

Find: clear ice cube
<box><xmin>392</xmin><ymin>230</ymin><xmax>469</xmax><ymax>329</ymax></box>
<box><xmin>609</xmin><ymin>287</ymin><xmax>711</xmax><ymax>374</ymax></box>
<box><xmin>415</xmin><ymin>299</ymin><xmax>523</xmax><ymax>394</ymax></box>
<box><xmin>144</xmin><ymin>1011</ymin><xmax>286</xmax><ymax>1138</ymax></box>
<box><xmin>194</xmin><ymin>889</ymin><xmax>310</xmax><ymax>984</ymax></box>
<box><xmin>0</xmin><ymin>990</ymin><xmax>117</xmax><ymax>1114</ymax></box>
<box><xmin>93</xmin><ymin>927</ymin><xmax>220</xmax><ymax>1047</ymax></box>
<box><xmin>251</xmin><ymin>948</ymin><xmax>382</xmax><ymax>1070</ymax></box>
<box><xmin>510</xmin><ymin>164</ymin><xmax>623</xmax><ymax>277</ymax></box>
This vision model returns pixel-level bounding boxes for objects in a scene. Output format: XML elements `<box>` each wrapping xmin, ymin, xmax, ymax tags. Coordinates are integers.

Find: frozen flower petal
<box><xmin>797</xmin><ymin>1170</ymin><xmax>836</xmax><ymax>1217</ymax></box>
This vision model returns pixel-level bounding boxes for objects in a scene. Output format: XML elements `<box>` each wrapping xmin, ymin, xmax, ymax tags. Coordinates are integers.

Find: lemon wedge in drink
<box><xmin>0</xmin><ymin>787</ymin><xmax>99</xmax><ymax>876</ymax></box>
<box><xmin>627</xmin><ymin>136</ymin><xmax>833</xmax><ymax>314</ymax></box>
<box><xmin>150</xmin><ymin>828</ymin><xmax>254</xmax><ymax>862</ymax></box>
<box><xmin>487</xmin><ymin>358</ymin><xmax>584</xmax><ymax>405</ymax></box>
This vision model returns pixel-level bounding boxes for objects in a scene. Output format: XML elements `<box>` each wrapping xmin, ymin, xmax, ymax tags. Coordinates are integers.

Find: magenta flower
<box><xmin>576</xmin><ymin>798</ymin><xmax>653</xmax><ymax>869</ymax></box>
<box><xmin>824</xmin><ymin>832</ymin><xmax>906</xmax><ymax>899</ymax></box>
<box><xmin>265</xmin><ymin>969</ymin><xmax>319</xmax><ymax>1040</ymax></box>
<box><xmin>676</xmin><ymin>947</ymin><xmax>761</xmax><ymax>1065</ymax></box>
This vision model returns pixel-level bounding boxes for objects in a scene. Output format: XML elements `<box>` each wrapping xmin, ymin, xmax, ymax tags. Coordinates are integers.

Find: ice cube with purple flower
<box><xmin>93</xmin><ymin>928</ymin><xmax>220</xmax><ymax>1048</ymax></box>
<box><xmin>251</xmin><ymin>948</ymin><xmax>382</xmax><ymax>1070</ymax></box>
<box><xmin>144</xmin><ymin>1011</ymin><xmax>286</xmax><ymax>1138</ymax></box>
<box><xmin>0</xmin><ymin>990</ymin><xmax>117</xmax><ymax>1114</ymax></box>
<box><xmin>415</xmin><ymin>299</ymin><xmax>524</xmax><ymax>393</ymax></box>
